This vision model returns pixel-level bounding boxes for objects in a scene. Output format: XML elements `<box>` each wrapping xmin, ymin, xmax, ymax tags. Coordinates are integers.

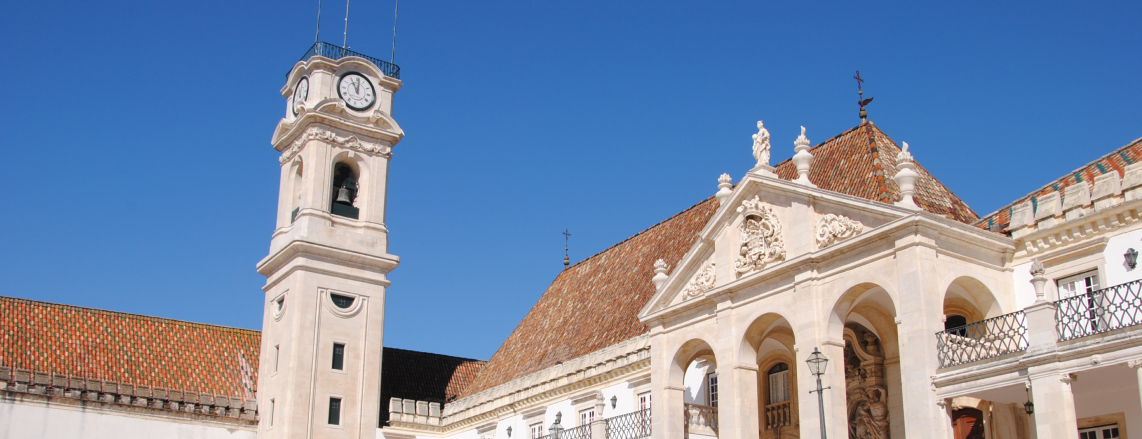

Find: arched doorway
<box><xmin>950</xmin><ymin>408</ymin><xmax>985</xmax><ymax>439</ymax></box>
<box><xmin>740</xmin><ymin>313</ymin><xmax>799</xmax><ymax>439</ymax></box>
<box><xmin>829</xmin><ymin>282</ymin><xmax>903</xmax><ymax>439</ymax></box>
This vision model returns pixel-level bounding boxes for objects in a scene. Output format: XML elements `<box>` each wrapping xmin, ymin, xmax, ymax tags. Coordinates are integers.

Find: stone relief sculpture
<box><xmin>844</xmin><ymin>326</ymin><xmax>889</xmax><ymax>439</ymax></box>
<box><xmin>734</xmin><ymin>196</ymin><xmax>787</xmax><ymax>275</ymax></box>
<box><xmin>681</xmin><ymin>262</ymin><xmax>716</xmax><ymax>299</ymax></box>
<box><xmin>280</xmin><ymin>126</ymin><xmax>393</xmax><ymax>164</ymax></box>
<box><xmin>752</xmin><ymin>121</ymin><xmax>772</xmax><ymax>168</ymax></box>
<box><xmin>816</xmin><ymin>214</ymin><xmax>865</xmax><ymax>249</ymax></box>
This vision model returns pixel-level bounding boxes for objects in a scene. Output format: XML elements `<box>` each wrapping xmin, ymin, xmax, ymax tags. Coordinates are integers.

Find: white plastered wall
<box><xmin>0</xmin><ymin>401</ymin><xmax>255</xmax><ymax>439</ymax></box>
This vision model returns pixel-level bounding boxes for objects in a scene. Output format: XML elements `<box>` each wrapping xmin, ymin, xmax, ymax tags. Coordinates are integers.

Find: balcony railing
<box><xmin>764</xmin><ymin>401</ymin><xmax>792</xmax><ymax>429</ymax></box>
<box><xmin>684</xmin><ymin>403</ymin><xmax>718</xmax><ymax>435</ymax></box>
<box><xmin>1057</xmin><ymin>279</ymin><xmax>1142</xmax><ymax>341</ymax></box>
<box><xmin>935</xmin><ymin>311</ymin><xmax>1028</xmax><ymax>368</ymax></box>
<box><xmin>290</xmin><ymin>42</ymin><xmax>401</xmax><ymax>79</ymax></box>
<box><xmin>605</xmin><ymin>409</ymin><xmax>651</xmax><ymax>439</ymax></box>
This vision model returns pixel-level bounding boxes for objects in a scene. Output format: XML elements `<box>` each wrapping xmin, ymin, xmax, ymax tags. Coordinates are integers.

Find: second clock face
<box><xmin>293</xmin><ymin>77</ymin><xmax>309</xmax><ymax>115</ymax></box>
<box><xmin>337</xmin><ymin>72</ymin><xmax>376</xmax><ymax>111</ymax></box>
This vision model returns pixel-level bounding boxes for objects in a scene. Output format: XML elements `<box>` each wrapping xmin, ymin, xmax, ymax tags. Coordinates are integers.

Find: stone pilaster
<box><xmin>1028</xmin><ymin>372</ymin><xmax>1078</xmax><ymax>439</ymax></box>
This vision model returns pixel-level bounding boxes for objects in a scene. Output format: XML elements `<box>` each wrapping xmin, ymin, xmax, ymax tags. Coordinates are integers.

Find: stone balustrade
<box><xmin>764</xmin><ymin>401</ymin><xmax>792</xmax><ymax>429</ymax></box>
<box><xmin>684</xmin><ymin>403</ymin><xmax>718</xmax><ymax>436</ymax></box>
<box><xmin>0</xmin><ymin>366</ymin><xmax>257</xmax><ymax>421</ymax></box>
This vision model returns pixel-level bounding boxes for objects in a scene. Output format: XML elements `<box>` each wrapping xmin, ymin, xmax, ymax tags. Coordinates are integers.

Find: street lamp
<box><xmin>806</xmin><ymin>347</ymin><xmax>831</xmax><ymax>439</ymax></box>
<box><xmin>1024</xmin><ymin>388</ymin><xmax>1034</xmax><ymax>415</ymax></box>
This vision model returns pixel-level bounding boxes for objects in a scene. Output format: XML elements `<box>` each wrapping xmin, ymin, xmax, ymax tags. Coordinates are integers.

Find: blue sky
<box><xmin>1</xmin><ymin>1</ymin><xmax>1139</xmax><ymax>361</ymax></box>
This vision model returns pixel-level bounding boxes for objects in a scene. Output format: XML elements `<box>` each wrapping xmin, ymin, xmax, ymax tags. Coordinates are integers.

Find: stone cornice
<box><xmin>1013</xmin><ymin>199</ymin><xmax>1142</xmax><ymax>259</ymax></box>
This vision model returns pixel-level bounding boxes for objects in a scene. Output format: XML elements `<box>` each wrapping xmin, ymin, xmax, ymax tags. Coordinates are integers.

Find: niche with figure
<box><xmin>844</xmin><ymin>325</ymin><xmax>889</xmax><ymax>439</ymax></box>
<box><xmin>330</xmin><ymin>162</ymin><xmax>360</xmax><ymax>219</ymax></box>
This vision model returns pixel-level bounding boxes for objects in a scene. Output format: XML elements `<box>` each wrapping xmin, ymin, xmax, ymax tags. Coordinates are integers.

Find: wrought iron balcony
<box><xmin>605</xmin><ymin>409</ymin><xmax>652</xmax><ymax>439</ymax></box>
<box><xmin>935</xmin><ymin>311</ymin><xmax>1029</xmax><ymax>368</ymax></box>
<box><xmin>1057</xmin><ymin>278</ymin><xmax>1142</xmax><ymax>341</ymax></box>
<box><xmin>289</xmin><ymin>42</ymin><xmax>401</xmax><ymax>79</ymax></box>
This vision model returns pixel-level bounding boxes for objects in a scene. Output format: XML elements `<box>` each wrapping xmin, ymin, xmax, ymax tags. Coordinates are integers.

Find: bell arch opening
<box><xmin>330</xmin><ymin>161</ymin><xmax>360</xmax><ymax>219</ymax></box>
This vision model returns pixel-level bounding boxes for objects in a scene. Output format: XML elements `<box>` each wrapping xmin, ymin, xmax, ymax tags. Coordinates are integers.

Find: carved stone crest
<box><xmin>734</xmin><ymin>196</ymin><xmax>786</xmax><ymax>275</ymax></box>
<box><xmin>681</xmin><ymin>262</ymin><xmax>716</xmax><ymax>299</ymax></box>
<box><xmin>816</xmin><ymin>214</ymin><xmax>864</xmax><ymax>249</ymax></box>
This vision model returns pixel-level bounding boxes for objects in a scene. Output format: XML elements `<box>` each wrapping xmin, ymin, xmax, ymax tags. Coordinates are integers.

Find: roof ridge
<box><xmin>563</xmin><ymin>196</ymin><xmax>716</xmax><ymax>270</ymax></box>
<box><xmin>384</xmin><ymin>346</ymin><xmax>486</xmax><ymax>363</ymax></box>
<box><xmin>863</xmin><ymin>122</ymin><xmax>892</xmax><ymax>203</ymax></box>
<box><xmin>0</xmin><ymin>295</ymin><xmax>260</xmax><ymax>335</ymax></box>
<box><xmin>974</xmin><ymin>135</ymin><xmax>1142</xmax><ymax>227</ymax></box>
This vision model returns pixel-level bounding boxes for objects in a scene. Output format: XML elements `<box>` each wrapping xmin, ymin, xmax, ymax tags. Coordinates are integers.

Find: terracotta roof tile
<box><xmin>379</xmin><ymin>347</ymin><xmax>485</xmax><ymax>423</ymax></box>
<box><xmin>0</xmin><ymin>296</ymin><xmax>260</xmax><ymax>399</ymax></box>
<box><xmin>975</xmin><ymin>136</ymin><xmax>1142</xmax><ymax>233</ymax></box>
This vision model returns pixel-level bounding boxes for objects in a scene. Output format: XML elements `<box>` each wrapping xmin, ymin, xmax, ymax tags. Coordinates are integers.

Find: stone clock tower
<box><xmin>255</xmin><ymin>44</ymin><xmax>404</xmax><ymax>439</ymax></box>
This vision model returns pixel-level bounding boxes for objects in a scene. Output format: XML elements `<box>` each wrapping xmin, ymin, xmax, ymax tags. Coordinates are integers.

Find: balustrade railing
<box><xmin>684</xmin><ymin>403</ymin><xmax>718</xmax><ymax>434</ymax></box>
<box><xmin>605</xmin><ymin>408</ymin><xmax>651</xmax><ymax>439</ymax></box>
<box><xmin>290</xmin><ymin>42</ymin><xmax>401</xmax><ymax>79</ymax></box>
<box><xmin>935</xmin><ymin>311</ymin><xmax>1028</xmax><ymax>368</ymax></box>
<box><xmin>1057</xmin><ymin>279</ymin><xmax>1142</xmax><ymax>341</ymax></box>
<box><xmin>764</xmin><ymin>401</ymin><xmax>792</xmax><ymax>429</ymax></box>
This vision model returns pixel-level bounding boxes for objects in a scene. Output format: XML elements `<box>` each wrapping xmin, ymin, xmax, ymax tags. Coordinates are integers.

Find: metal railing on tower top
<box><xmin>289</xmin><ymin>42</ymin><xmax>401</xmax><ymax>79</ymax></box>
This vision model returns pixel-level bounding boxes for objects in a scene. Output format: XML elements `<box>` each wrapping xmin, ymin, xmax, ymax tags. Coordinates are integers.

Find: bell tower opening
<box><xmin>330</xmin><ymin>162</ymin><xmax>360</xmax><ymax>219</ymax></box>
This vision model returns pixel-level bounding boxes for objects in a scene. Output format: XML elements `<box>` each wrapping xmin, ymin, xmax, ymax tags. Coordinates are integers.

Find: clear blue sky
<box><xmin>1</xmin><ymin>1</ymin><xmax>1139</xmax><ymax>361</ymax></box>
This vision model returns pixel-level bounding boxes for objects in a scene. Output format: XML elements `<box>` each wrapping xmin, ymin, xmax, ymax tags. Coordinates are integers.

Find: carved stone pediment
<box><xmin>733</xmin><ymin>196</ymin><xmax>786</xmax><ymax>275</ymax></box>
<box><xmin>816</xmin><ymin>214</ymin><xmax>864</xmax><ymax>249</ymax></box>
<box><xmin>681</xmin><ymin>262</ymin><xmax>716</xmax><ymax>300</ymax></box>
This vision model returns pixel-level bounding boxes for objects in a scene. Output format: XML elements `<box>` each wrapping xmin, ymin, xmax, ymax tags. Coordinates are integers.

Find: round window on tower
<box><xmin>330</xmin><ymin>162</ymin><xmax>360</xmax><ymax>219</ymax></box>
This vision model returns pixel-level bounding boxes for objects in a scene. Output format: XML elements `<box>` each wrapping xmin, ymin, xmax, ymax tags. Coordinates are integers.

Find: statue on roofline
<box><xmin>752</xmin><ymin>120</ymin><xmax>771</xmax><ymax>168</ymax></box>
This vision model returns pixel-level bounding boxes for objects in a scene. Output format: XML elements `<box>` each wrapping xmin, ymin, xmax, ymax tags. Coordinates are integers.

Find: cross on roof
<box><xmin>854</xmin><ymin>71</ymin><xmax>874</xmax><ymax>122</ymax></box>
<box><xmin>562</xmin><ymin>229</ymin><xmax>571</xmax><ymax>269</ymax></box>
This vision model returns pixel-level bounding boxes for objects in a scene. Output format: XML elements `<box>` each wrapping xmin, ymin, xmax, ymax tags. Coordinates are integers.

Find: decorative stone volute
<box><xmin>750</xmin><ymin>121</ymin><xmax>775</xmax><ymax>176</ymax></box>
<box><xmin>1030</xmin><ymin>258</ymin><xmax>1048</xmax><ymax>302</ymax></box>
<box><xmin>715</xmin><ymin>174</ymin><xmax>734</xmax><ymax>205</ymax></box>
<box><xmin>681</xmin><ymin>262</ymin><xmax>716</xmax><ymax>300</ymax></box>
<box><xmin>791</xmin><ymin>126</ymin><xmax>815</xmax><ymax>187</ymax></box>
<box><xmin>651</xmin><ymin>259</ymin><xmax>669</xmax><ymax>290</ymax></box>
<box><xmin>893</xmin><ymin>142</ymin><xmax>920</xmax><ymax>209</ymax></box>
<box><xmin>816</xmin><ymin>214</ymin><xmax>863</xmax><ymax>249</ymax></box>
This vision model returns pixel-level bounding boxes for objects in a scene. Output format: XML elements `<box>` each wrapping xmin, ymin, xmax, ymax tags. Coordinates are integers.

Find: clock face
<box><xmin>337</xmin><ymin>72</ymin><xmax>376</xmax><ymax>111</ymax></box>
<box><xmin>292</xmin><ymin>77</ymin><xmax>309</xmax><ymax>115</ymax></box>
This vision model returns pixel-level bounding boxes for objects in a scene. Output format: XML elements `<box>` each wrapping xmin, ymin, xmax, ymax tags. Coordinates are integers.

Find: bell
<box><xmin>336</xmin><ymin>186</ymin><xmax>352</xmax><ymax>204</ymax></box>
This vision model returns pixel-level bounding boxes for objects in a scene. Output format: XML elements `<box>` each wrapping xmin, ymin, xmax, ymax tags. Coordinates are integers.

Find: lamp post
<box><xmin>806</xmin><ymin>347</ymin><xmax>831</xmax><ymax>439</ymax></box>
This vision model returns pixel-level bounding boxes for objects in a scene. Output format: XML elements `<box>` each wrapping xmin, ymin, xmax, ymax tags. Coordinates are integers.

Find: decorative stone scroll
<box><xmin>844</xmin><ymin>326</ymin><xmax>889</xmax><ymax>439</ymax></box>
<box><xmin>681</xmin><ymin>262</ymin><xmax>716</xmax><ymax>299</ymax></box>
<box><xmin>816</xmin><ymin>214</ymin><xmax>864</xmax><ymax>249</ymax></box>
<box><xmin>734</xmin><ymin>196</ymin><xmax>786</xmax><ymax>275</ymax></box>
<box><xmin>280</xmin><ymin>126</ymin><xmax>392</xmax><ymax>164</ymax></box>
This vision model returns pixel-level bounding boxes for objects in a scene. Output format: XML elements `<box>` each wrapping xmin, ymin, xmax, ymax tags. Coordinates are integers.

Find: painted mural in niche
<box><xmin>734</xmin><ymin>196</ymin><xmax>787</xmax><ymax>275</ymax></box>
<box><xmin>843</xmin><ymin>325</ymin><xmax>889</xmax><ymax>439</ymax></box>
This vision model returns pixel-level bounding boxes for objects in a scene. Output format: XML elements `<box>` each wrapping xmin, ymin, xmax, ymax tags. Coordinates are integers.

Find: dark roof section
<box><xmin>459</xmin><ymin>199</ymin><xmax>720</xmax><ymax>396</ymax></box>
<box><xmin>0</xmin><ymin>296</ymin><xmax>260</xmax><ymax>398</ymax></box>
<box><xmin>975</xmin><ymin>136</ymin><xmax>1142</xmax><ymax>233</ymax></box>
<box><xmin>774</xmin><ymin>121</ymin><xmax>979</xmax><ymax>224</ymax></box>
<box><xmin>379</xmin><ymin>347</ymin><xmax>485</xmax><ymax>423</ymax></box>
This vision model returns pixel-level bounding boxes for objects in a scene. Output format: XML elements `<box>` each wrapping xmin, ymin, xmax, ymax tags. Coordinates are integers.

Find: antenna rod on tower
<box><xmin>314</xmin><ymin>0</ymin><xmax>323</xmax><ymax>44</ymax></box>
<box><xmin>342</xmin><ymin>0</ymin><xmax>351</xmax><ymax>48</ymax></box>
<box><xmin>390</xmin><ymin>0</ymin><xmax>399</xmax><ymax>65</ymax></box>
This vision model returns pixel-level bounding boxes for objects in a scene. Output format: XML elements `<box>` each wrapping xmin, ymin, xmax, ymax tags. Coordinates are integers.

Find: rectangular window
<box><xmin>1078</xmin><ymin>424</ymin><xmax>1119</xmax><ymax>439</ymax></box>
<box><xmin>269</xmin><ymin>399</ymin><xmax>275</xmax><ymax>427</ymax></box>
<box><xmin>579</xmin><ymin>408</ymin><xmax>595</xmax><ymax>426</ymax></box>
<box><xmin>328</xmin><ymin>397</ymin><xmax>342</xmax><ymax>425</ymax></box>
<box><xmin>707</xmin><ymin>373</ymin><xmax>718</xmax><ymax>407</ymax></box>
<box><xmin>768</xmin><ymin>370</ymin><xmax>790</xmax><ymax>404</ymax></box>
<box><xmin>530</xmin><ymin>423</ymin><xmax>543</xmax><ymax>439</ymax></box>
<box><xmin>638</xmin><ymin>392</ymin><xmax>651</xmax><ymax>410</ymax></box>
<box><xmin>274</xmin><ymin>345</ymin><xmax>280</xmax><ymax>373</ymax></box>
<box><xmin>332</xmin><ymin>343</ymin><xmax>345</xmax><ymax>370</ymax></box>
<box><xmin>1057</xmin><ymin>270</ymin><xmax>1100</xmax><ymax>299</ymax></box>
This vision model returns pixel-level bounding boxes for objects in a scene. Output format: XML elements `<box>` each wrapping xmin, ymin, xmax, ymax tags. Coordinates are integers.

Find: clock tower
<box><xmin>255</xmin><ymin>43</ymin><xmax>404</xmax><ymax>439</ymax></box>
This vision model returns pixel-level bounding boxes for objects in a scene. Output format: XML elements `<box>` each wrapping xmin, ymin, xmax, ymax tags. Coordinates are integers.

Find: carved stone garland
<box><xmin>280</xmin><ymin>126</ymin><xmax>393</xmax><ymax>164</ymax></box>
<box><xmin>681</xmin><ymin>262</ymin><xmax>716</xmax><ymax>299</ymax></box>
<box><xmin>843</xmin><ymin>326</ymin><xmax>890</xmax><ymax>439</ymax></box>
<box><xmin>734</xmin><ymin>196</ymin><xmax>787</xmax><ymax>275</ymax></box>
<box><xmin>816</xmin><ymin>214</ymin><xmax>864</xmax><ymax>249</ymax></box>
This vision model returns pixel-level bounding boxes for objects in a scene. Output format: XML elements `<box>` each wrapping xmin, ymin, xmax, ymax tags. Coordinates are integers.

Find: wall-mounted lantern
<box><xmin>506</xmin><ymin>427</ymin><xmax>512</xmax><ymax>437</ymax></box>
<box><xmin>1126</xmin><ymin>248</ymin><xmax>1138</xmax><ymax>270</ymax></box>
<box><xmin>610</xmin><ymin>395</ymin><xmax>617</xmax><ymax>408</ymax></box>
<box><xmin>1024</xmin><ymin>388</ymin><xmax>1034</xmax><ymax>415</ymax></box>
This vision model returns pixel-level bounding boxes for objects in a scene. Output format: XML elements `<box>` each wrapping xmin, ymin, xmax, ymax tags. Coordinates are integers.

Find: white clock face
<box><xmin>292</xmin><ymin>77</ymin><xmax>309</xmax><ymax>115</ymax></box>
<box><xmin>337</xmin><ymin>72</ymin><xmax>376</xmax><ymax>111</ymax></box>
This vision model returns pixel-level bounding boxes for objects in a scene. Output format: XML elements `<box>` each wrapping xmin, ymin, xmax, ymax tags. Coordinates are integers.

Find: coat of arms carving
<box><xmin>734</xmin><ymin>196</ymin><xmax>786</xmax><ymax>275</ymax></box>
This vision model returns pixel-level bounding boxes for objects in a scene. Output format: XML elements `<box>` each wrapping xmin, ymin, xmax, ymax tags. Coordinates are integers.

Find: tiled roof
<box><xmin>775</xmin><ymin>121</ymin><xmax>979</xmax><ymax>224</ymax></box>
<box><xmin>460</xmin><ymin>199</ymin><xmax>719</xmax><ymax>396</ymax></box>
<box><xmin>975</xmin><ymin>136</ymin><xmax>1142</xmax><ymax>233</ymax></box>
<box><xmin>379</xmin><ymin>347</ymin><xmax>485</xmax><ymax>423</ymax></box>
<box><xmin>0</xmin><ymin>296</ymin><xmax>260</xmax><ymax>399</ymax></box>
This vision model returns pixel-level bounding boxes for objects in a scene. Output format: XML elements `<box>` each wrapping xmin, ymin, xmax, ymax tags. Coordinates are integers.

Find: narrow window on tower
<box><xmin>332</xmin><ymin>343</ymin><xmax>345</xmax><ymax>370</ymax></box>
<box><xmin>269</xmin><ymin>399</ymin><xmax>275</xmax><ymax>427</ymax></box>
<box><xmin>328</xmin><ymin>397</ymin><xmax>342</xmax><ymax>425</ymax></box>
<box><xmin>329</xmin><ymin>162</ymin><xmax>360</xmax><ymax>219</ymax></box>
<box><xmin>274</xmin><ymin>345</ymin><xmax>280</xmax><ymax>373</ymax></box>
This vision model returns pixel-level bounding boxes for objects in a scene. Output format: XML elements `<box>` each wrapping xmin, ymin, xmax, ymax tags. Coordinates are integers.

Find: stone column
<box><xmin>591</xmin><ymin>395</ymin><xmax>607</xmax><ymax>439</ymax></box>
<box><xmin>730</xmin><ymin>365</ymin><xmax>760</xmax><ymax>439</ymax></box>
<box><xmin>1129</xmin><ymin>360</ymin><xmax>1142</xmax><ymax>414</ymax></box>
<box><xmin>1028</xmin><ymin>372</ymin><xmax>1078</xmax><ymax>438</ymax></box>
<box><xmin>711</xmin><ymin>293</ymin><xmax>750</xmax><ymax>439</ymax></box>
<box><xmin>650</xmin><ymin>322</ymin><xmax>684</xmax><ymax>439</ymax></box>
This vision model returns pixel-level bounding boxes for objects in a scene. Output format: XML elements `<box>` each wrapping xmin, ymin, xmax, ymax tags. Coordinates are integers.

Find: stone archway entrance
<box><xmin>843</xmin><ymin>324</ymin><xmax>889</xmax><ymax>439</ymax></box>
<box><xmin>951</xmin><ymin>408</ymin><xmax>985</xmax><ymax>439</ymax></box>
